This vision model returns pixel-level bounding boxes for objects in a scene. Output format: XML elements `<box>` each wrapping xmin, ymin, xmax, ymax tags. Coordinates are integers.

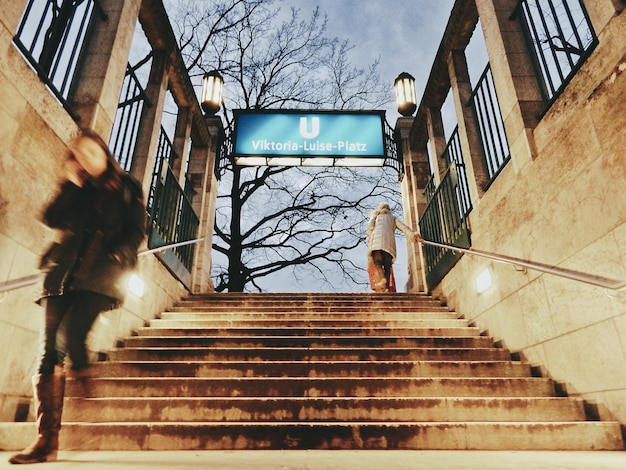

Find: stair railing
<box><xmin>0</xmin><ymin>238</ymin><xmax>204</xmax><ymax>295</ymax></box>
<box><xmin>418</xmin><ymin>238</ymin><xmax>626</xmax><ymax>291</ymax></box>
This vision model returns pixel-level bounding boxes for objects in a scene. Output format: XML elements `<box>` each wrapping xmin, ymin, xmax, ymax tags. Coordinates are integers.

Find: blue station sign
<box><xmin>232</xmin><ymin>110</ymin><xmax>386</xmax><ymax>166</ymax></box>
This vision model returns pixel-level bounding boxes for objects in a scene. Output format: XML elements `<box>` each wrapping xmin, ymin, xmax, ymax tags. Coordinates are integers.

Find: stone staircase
<box><xmin>57</xmin><ymin>292</ymin><xmax>623</xmax><ymax>450</ymax></box>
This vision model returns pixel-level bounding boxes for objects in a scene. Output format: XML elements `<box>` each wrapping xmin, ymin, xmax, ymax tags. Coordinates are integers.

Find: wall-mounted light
<box><xmin>127</xmin><ymin>273</ymin><xmax>145</xmax><ymax>298</ymax></box>
<box><xmin>476</xmin><ymin>268</ymin><xmax>493</xmax><ymax>293</ymax></box>
<box><xmin>201</xmin><ymin>70</ymin><xmax>223</xmax><ymax>115</ymax></box>
<box><xmin>394</xmin><ymin>72</ymin><xmax>417</xmax><ymax>117</ymax></box>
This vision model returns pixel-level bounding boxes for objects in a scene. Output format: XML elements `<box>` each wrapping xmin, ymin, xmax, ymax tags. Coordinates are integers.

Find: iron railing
<box><xmin>470</xmin><ymin>64</ymin><xmax>511</xmax><ymax>186</ymax></box>
<box><xmin>441</xmin><ymin>127</ymin><xmax>472</xmax><ymax>219</ymax></box>
<box><xmin>148</xmin><ymin>129</ymin><xmax>199</xmax><ymax>271</ymax></box>
<box><xmin>424</xmin><ymin>174</ymin><xmax>437</xmax><ymax>203</ymax></box>
<box><xmin>215</xmin><ymin>126</ymin><xmax>232</xmax><ymax>180</ymax></box>
<box><xmin>147</xmin><ymin>128</ymin><xmax>178</xmax><ymax>211</ymax></box>
<box><xmin>384</xmin><ymin>119</ymin><xmax>404</xmax><ymax>180</ymax></box>
<box><xmin>419</xmin><ymin>165</ymin><xmax>471</xmax><ymax>289</ymax></box>
<box><xmin>110</xmin><ymin>55</ymin><xmax>153</xmax><ymax>171</ymax></box>
<box><xmin>513</xmin><ymin>0</ymin><xmax>598</xmax><ymax>103</ymax></box>
<box><xmin>13</xmin><ymin>0</ymin><xmax>106</xmax><ymax>118</ymax></box>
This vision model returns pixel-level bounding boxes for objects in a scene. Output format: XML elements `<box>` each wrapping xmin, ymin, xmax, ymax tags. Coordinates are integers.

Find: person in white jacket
<box><xmin>367</xmin><ymin>202</ymin><xmax>420</xmax><ymax>292</ymax></box>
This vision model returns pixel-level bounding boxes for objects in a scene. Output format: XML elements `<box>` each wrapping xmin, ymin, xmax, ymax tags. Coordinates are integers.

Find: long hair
<box><xmin>71</xmin><ymin>128</ymin><xmax>124</xmax><ymax>191</ymax></box>
<box><xmin>370</xmin><ymin>202</ymin><xmax>392</xmax><ymax>219</ymax></box>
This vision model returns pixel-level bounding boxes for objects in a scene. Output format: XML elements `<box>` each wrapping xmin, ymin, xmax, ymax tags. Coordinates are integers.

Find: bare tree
<box><xmin>169</xmin><ymin>0</ymin><xmax>402</xmax><ymax>292</ymax></box>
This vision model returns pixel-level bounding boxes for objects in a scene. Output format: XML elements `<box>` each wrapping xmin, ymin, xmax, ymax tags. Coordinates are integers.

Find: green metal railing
<box><xmin>148</xmin><ymin>129</ymin><xmax>200</xmax><ymax>272</ymax></box>
<box><xmin>419</xmin><ymin>165</ymin><xmax>471</xmax><ymax>289</ymax></box>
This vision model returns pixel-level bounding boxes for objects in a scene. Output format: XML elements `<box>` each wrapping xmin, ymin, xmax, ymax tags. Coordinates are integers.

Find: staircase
<box><xmin>59</xmin><ymin>292</ymin><xmax>623</xmax><ymax>450</ymax></box>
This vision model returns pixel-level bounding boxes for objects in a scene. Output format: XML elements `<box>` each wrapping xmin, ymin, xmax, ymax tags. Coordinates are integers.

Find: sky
<box><xmin>280</xmin><ymin>0</ymin><xmax>457</xmax><ymax>120</ymax></box>
<box><xmin>161</xmin><ymin>0</ymin><xmax>463</xmax><ymax>292</ymax></box>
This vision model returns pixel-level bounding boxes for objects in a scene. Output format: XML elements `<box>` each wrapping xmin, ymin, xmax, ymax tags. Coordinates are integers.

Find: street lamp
<box><xmin>201</xmin><ymin>70</ymin><xmax>223</xmax><ymax>115</ymax></box>
<box><xmin>394</xmin><ymin>72</ymin><xmax>417</xmax><ymax>117</ymax></box>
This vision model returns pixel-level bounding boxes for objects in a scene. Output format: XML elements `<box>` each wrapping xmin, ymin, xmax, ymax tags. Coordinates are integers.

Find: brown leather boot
<box><xmin>8</xmin><ymin>369</ymin><xmax>65</xmax><ymax>464</ymax></box>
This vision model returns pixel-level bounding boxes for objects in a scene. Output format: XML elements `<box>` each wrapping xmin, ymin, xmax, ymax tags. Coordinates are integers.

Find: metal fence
<box><xmin>384</xmin><ymin>119</ymin><xmax>404</xmax><ymax>180</ymax></box>
<box><xmin>470</xmin><ymin>64</ymin><xmax>510</xmax><ymax>186</ymax></box>
<box><xmin>148</xmin><ymin>128</ymin><xmax>199</xmax><ymax>271</ymax></box>
<box><xmin>441</xmin><ymin>127</ymin><xmax>472</xmax><ymax>219</ymax></box>
<box><xmin>13</xmin><ymin>0</ymin><xmax>105</xmax><ymax>118</ymax></box>
<box><xmin>419</xmin><ymin>165</ymin><xmax>471</xmax><ymax>289</ymax></box>
<box><xmin>514</xmin><ymin>0</ymin><xmax>597</xmax><ymax>103</ymax></box>
<box><xmin>110</xmin><ymin>56</ymin><xmax>152</xmax><ymax>171</ymax></box>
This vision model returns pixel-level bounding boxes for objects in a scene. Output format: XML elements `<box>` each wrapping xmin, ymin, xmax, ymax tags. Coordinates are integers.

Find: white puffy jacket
<box><xmin>367</xmin><ymin>211</ymin><xmax>414</xmax><ymax>263</ymax></box>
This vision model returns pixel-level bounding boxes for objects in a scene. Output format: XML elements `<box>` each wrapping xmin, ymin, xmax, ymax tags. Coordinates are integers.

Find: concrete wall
<box><xmin>429</xmin><ymin>2</ymin><xmax>626</xmax><ymax>425</ymax></box>
<box><xmin>0</xmin><ymin>0</ymin><xmax>210</xmax><ymax>422</ymax></box>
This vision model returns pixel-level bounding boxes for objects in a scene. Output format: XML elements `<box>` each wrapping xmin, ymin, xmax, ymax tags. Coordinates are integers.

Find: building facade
<box><xmin>0</xmin><ymin>0</ymin><xmax>625</xmax><ymax>437</ymax></box>
<box><xmin>399</xmin><ymin>0</ymin><xmax>626</xmax><ymax>425</ymax></box>
<box><xmin>0</xmin><ymin>0</ymin><xmax>220</xmax><ymax>422</ymax></box>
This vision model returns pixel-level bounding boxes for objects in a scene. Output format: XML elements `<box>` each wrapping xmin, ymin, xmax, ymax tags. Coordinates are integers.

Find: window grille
<box><xmin>14</xmin><ymin>0</ymin><xmax>105</xmax><ymax>116</ymax></box>
<box><xmin>470</xmin><ymin>65</ymin><xmax>511</xmax><ymax>187</ymax></box>
<box><xmin>441</xmin><ymin>127</ymin><xmax>472</xmax><ymax>219</ymax></box>
<box><xmin>110</xmin><ymin>55</ymin><xmax>152</xmax><ymax>172</ymax></box>
<box><xmin>514</xmin><ymin>0</ymin><xmax>597</xmax><ymax>102</ymax></box>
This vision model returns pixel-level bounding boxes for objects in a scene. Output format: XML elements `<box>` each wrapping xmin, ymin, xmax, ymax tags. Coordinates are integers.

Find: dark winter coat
<box><xmin>38</xmin><ymin>174</ymin><xmax>146</xmax><ymax>306</ymax></box>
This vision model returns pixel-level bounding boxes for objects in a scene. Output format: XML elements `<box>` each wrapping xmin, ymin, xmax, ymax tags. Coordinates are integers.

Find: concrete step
<box><xmin>31</xmin><ymin>292</ymin><xmax>622</xmax><ymax>452</ymax></box>
<box><xmin>117</xmin><ymin>335</ymin><xmax>494</xmax><ymax>349</ymax></box>
<box><xmin>55</xmin><ymin>422</ymin><xmax>624</xmax><ymax>450</ymax></box>
<box><xmin>149</xmin><ymin>317</ymin><xmax>467</xmax><ymax>328</ymax></box>
<box><xmin>131</xmin><ymin>326</ymin><xmax>481</xmax><ymax>338</ymax></box>
<box><xmin>160</xmin><ymin>311</ymin><xmax>461</xmax><ymax>320</ymax></box>
<box><xmin>179</xmin><ymin>293</ymin><xmax>440</xmax><ymax>306</ymax></box>
<box><xmin>169</xmin><ymin>305</ymin><xmax>451</xmax><ymax>313</ymax></box>
<box><xmin>63</xmin><ymin>377</ymin><xmax>558</xmax><ymax>398</ymax></box>
<box><xmin>105</xmin><ymin>346</ymin><xmax>513</xmax><ymax>362</ymax></box>
<box><xmin>86</xmin><ymin>360</ymin><xmax>531</xmax><ymax>378</ymax></box>
<box><xmin>63</xmin><ymin>397</ymin><xmax>586</xmax><ymax>422</ymax></box>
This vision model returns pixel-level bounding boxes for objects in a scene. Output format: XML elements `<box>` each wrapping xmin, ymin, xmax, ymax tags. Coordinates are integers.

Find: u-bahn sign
<box><xmin>232</xmin><ymin>109</ymin><xmax>387</xmax><ymax>167</ymax></box>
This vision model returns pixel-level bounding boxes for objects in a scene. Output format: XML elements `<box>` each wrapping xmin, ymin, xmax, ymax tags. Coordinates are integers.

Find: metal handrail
<box><xmin>420</xmin><ymin>238</ymin><xmax>626</xmax><ymax>291</ymax></box>
<box><xmin>0</xmin><ymin>238</ymin><xmax>204</xmax><ymax>294</ymax></box>
<box><xmin>140</xmin><ymin>238</ymin><xmax>204</xmax><ymax>257</ymax></box>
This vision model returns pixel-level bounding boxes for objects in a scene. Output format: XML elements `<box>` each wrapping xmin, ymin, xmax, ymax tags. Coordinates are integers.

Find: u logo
<box><xmin>299</xmin><ymin>117</ymin><xmax>320</xmax><ymax>138</ymax></box>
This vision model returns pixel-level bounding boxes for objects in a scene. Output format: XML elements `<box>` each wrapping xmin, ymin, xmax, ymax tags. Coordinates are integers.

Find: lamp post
<box><xmin>201</xmin><ymin>70</ymin><xmax>223</xmax><ymax>115</ymax></box>
<box><xmin>394</xmin><ymin>72</ymin><xmax>417</xmax><ymax>117</ymax></box>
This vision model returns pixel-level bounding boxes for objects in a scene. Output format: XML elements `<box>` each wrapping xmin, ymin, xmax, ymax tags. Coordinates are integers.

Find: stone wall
<box><xmin>431</xmin><ymin>3</ymin><xmax>626</xmax><ymax>425</ymax></box>
<box><xmin>0</xmin><ymin>1</ymin><xmax>206</xmax><ymax>422</ymax></box>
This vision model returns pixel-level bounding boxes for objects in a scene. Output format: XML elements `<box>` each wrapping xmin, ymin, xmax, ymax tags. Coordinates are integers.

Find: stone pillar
<box><xmin>129</xmin><ymin>49</ymin><xmax>170</xmax><ymax>199</ymax></box>
<box><xmin>396</xmin><ymin>118</ymin><xmax>418</xmax><ymax>293</ymax></box>
<box><xmin>448</xmin><ymin>49</ymin><xmax>489</xmax><ymax>201</ymax></box>
<box><xmin>69</xmin><ymin>0</ymin><xmax>142</xmax><ymax>136</ymax></box>
<box><xmin>425</xmin><ymin>107</ymin><xmax>448</xmax><ymax>184</ymax></box>
<box><xmin>187</xmin><ymin>116</ymin><xmax>222</xmax><ymax>293</ymax></box>
<box><xmin>171</xmin><ymin>106</ymin><xmax>192</xmax><ymax>186</ymax></box>
<box><xmin>475</xmin><ymin>0</ymin><xmax>544</xmax><ymax>171</ymax></box>
<box><xmin>396</xmin><ymin>117</ymin><xmax>429</xmax><ymax>293</ymax></box>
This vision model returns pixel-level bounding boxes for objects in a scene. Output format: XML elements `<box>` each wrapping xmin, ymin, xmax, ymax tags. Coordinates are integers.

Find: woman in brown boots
<box><xmin>366</xmin><ymin>202</ymin><xmax>420</xmax><ymax>292</ymax></box>
<box><xmin>9</xmin><ymin>129</ymin><xmax>145</xmax><ymax>464</ymax></box>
